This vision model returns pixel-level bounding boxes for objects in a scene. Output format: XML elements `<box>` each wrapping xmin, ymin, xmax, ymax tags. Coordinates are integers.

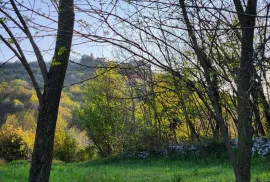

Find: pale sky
<box><xmin>0</xmin><ymin>0</ymin><xmax>115</xmax><ymax>63</ymax></box>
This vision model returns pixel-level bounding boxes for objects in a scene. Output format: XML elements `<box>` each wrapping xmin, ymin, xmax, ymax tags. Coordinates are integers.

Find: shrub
<box><xmin>54</xmin><ymin>134</ymin><xmax>78</xmax><ymax>163</ymax></box>
<box><xmin>0</xmin><ymin>125</ymin><xmax>27</xmax><ymax>162</ymax></box>
<box><xmin>202</xmin><ymin>140</ymin><xmax>227</xmax><ymax>155</ymax></box>
<box><xmin>8</xmin><ymin>160</ymin><xmax>28</xmax><ymax>166</ymax></box>
<box><xmin>52</xmin><ymin>159</ymin><xmax>65</xmax><ymax>165</ymax></box>
<box><xmin>76</xmin><ymin>145</ymin><xmax>97</xmax><ymax>162</ymax></box>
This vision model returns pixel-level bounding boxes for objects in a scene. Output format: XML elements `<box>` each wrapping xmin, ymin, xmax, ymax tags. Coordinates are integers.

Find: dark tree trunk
<box><xmin>212</xmin><ymin>75</ymin><xmax>221</xmax><ymax>139</ymax></box>
<box><xmin>235</xmin><ymin>0</ymin><xmax>257</xmax><ymax>181</ymax></box>
<box><xmin>28</xmin><ymin>91</ymin><xmax>61</xmax><ymax>182</ymax></box>
<box><xmin>29</xmin><ymin>0</ymin><xmax>74</xmax><ymax>181</ymax></box>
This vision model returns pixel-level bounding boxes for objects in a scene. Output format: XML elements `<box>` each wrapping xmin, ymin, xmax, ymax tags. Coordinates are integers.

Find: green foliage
<box><xmin>0</xmin><ymin>125</ymin><xmax>27</xmax><ymax>162</ymax></box>
<box><xmin>77</xmin><ymin>68</ymin><xmax>126</xmax><ymax>156</ymax></box>
<box><xmin>51</xmin><ymin>58</ymin><xmax>61</xmax><ymax>66</ymax></box>
<box><xmin>7</xmin><ymin>160</ymin><xmax>28</xmax><ymax>166</ymax></box>
<box><xmin>75</xmin><ymin>145</ymin><xmax>97</xmax><ymax>162</ymax></box>
<box><xmin>58</xmin><ymin>46</ymin><xmax>67</xmax><ymax>56</ymax></box>
<box><xmin>0</xmin><ymin>80</ymin><xmax>88</xmax><ymax>163</ymax></box>
<box><xmin>7</xmin><ymin>38</ymin><xmax>15</xmax><ymax>44</ymax></box>
<box><xmin>0</xmin><ymin>17</ymin><xmax>6</xmax><ymax>23</ymax></box>
<box><xmin>54</xmin><ymin>134</ymin><xmax>78</xmax><ymax>163</ymax></box>
<box><xmin>201</xmin><ymin>141</ymin><xmax>227</xmax><ymax>158</ymax></box>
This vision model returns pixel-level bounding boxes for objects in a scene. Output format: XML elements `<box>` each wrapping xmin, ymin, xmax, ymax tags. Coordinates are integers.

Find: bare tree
<box><xmin>74</xmin><ymin>0</ymin><xmax>269</xmax><ymax>181</ymax></box>
<box><xmin>233</xmin><ymin>0</ymin><xmax>258</xmax><ymax>181</ymax></box>
<box><xmin>0</xmin><ymin>0</ymin><xmax>74</xmax><ymax>181</ymax></box>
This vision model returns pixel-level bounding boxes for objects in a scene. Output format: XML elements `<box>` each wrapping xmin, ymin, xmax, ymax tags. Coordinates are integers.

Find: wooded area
<box><xmin>0</xmin><ymin>0</ymin><xmax>269</xmax><ymax>182</ymax></box>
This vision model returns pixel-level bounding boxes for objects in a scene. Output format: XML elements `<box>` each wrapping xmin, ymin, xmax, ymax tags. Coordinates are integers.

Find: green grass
<box><xmin>0</xmin><ymin>156</ymin><xmax>269</xmax><ymax>182</ymax></box>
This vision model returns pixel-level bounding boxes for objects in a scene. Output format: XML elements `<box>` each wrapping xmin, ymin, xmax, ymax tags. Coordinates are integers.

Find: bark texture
<box><xmin>234</xmin><ymin>0</ymin><xmax>257</xmax><ymax>181</ymax></box>
<box><xmin>28</xmin><ymin>0</ymin><xmax>74</xmax><ymax>181</ymax></box>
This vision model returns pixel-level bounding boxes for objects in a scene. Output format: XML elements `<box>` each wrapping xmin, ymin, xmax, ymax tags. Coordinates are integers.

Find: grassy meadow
<box><xmin>0</xmin><ymin>156</ymin><xmax>269</xmax><ymax>182</ymax></box>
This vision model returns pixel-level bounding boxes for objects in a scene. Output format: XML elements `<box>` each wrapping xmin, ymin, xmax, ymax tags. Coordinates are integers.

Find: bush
<box><xmin>0</xmin><ymin>125</ymin><xmax>27</xmax><ymax>162</ymax></box>
<box><xmin>54</xmin><ymin>134</ymin><xmax>78</xmax><ymax>163</ymax></box>
<box><xmin>202</xmin><ymin>140</ymin><xmax>227</xmax><ymax>155</ymax></box>
<box><xmin>8</xmin><ymin>160</ymin><xmax>28</xmax><ymax>166</ymax></box>
<box><xmin>76</xmin><ymin>145</ymin><xmax>97</xmax><ymax>162</ymax></box>
<box><xmin>52</xmin><ymin>159</ymin><xmax>65</xmax><ymax>165</ymax></box>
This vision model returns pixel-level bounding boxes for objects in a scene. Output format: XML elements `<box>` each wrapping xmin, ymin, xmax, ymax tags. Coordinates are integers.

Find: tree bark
<box><xmin>234</xmin><ymin>0</ymin><xmax>258</xmax><ymax>181</ymax></box>
<box><xmin>28</xmin><ymin>0</ymin><xmax>74</xmax><ymax>181</ymax></box>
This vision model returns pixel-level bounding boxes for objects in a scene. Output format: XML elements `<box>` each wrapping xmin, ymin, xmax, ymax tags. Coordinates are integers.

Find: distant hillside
<box><xmin>0</xmin><ymin>54</ymin><xmax>107</xmax><ymax>85</ymax></box>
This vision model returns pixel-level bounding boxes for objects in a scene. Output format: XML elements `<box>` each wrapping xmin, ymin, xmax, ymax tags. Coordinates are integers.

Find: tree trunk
<box><xmin>236</xmin><ymin>0</ymin><xmax>257</xmax><ymax>181</ymax></box>
<box><xmin>29</xmin><ymin>0</ymin><xmax>74</xmax><ymax>181</ymax></box>
<box><xmin>179</xmin><ymin>0</ymin><xmax>239</xmax><ymax>179</ymax></box>
<box><xmin>212</xmin><ymin>75</ymin><xmax>221</xmax><ymax>139</ymax></box>
<box><xmin>28</xmin><ymin>90</ymin><xmax>61</xmax><ymax>182</ymax></box>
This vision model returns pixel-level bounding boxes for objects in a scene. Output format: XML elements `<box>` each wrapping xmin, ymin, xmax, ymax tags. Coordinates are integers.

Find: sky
<box><xmin>2</xmin><ymin>0</ymin><xmax>269</xmax><ymax>65</ymax></box>
<box><xmin>0</xmin><ymin>0</ymin><xmax>115</xmax><ymax>63</ymax></box>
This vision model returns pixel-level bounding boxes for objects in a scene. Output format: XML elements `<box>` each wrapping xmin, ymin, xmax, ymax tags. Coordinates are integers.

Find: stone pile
<box><xmin>231</xmin><ymin>137</ymin><xmax>270</xmax><ymax>157</ymax></box>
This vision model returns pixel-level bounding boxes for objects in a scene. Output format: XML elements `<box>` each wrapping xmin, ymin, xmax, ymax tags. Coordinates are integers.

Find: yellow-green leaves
<box><xmin>51</xmin><ymin>58</ymin><xmax>61</xmax><ymax>66</ymax></box>
<box><xmin>58</xmin><ymin>46</ymin><xmax>67</xmax><ymax>56</ymax></box>
<box><xmin>0</xmin><ymin>17</ymin><xmax>5</xmax><ymax>23</ymax></box>
<box><xmin>51</xmin><ymin>47</ymin><xmax>67</xmax><ymax>66</ymax></box>
<box><xmin>7</xmin><ymin>38</ymin><xmax>15</xmax><ymax>44</ymax></box>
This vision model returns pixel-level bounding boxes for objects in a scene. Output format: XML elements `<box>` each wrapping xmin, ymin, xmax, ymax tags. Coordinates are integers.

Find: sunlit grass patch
<box><xmin>0</xmin><ymin>157</ymin><xmax>269</xmax><ymax>182</ymax></box>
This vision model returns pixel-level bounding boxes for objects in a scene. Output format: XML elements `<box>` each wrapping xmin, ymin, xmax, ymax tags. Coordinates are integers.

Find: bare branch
<box><xmin>10</xmin><ymin>0</ymin><xmax>48</xmax><ymax>86</ymax></box>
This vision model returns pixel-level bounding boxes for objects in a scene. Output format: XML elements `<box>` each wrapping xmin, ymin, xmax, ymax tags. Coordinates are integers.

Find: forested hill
<box><xmin>0</xmin><ymin>54</ymin><xmax>106</xmax><ymax>85</ymax></box>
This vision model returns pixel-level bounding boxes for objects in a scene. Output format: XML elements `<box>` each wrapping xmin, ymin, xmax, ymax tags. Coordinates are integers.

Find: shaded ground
<box><xmin>0</xmin><ymin>156</ymin><xmax>269</xmax><ymax>182</ymax></box>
